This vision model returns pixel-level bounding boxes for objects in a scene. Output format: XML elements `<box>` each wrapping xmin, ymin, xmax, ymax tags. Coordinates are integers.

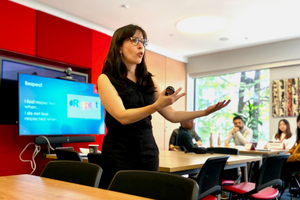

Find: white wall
<box><xmin>269</xmin><ymin>65</ymin><xmax>300</xmax><ymax>138</ymax></box>
<box><xmin>187</xmin><ymin>38</ymin><xmax>300</xmax><ymax>139</ymax></box>
<box><xmin>187</xmin><ymin>38</ymin><xmax>300</xmax><ymax>75</ymax></box>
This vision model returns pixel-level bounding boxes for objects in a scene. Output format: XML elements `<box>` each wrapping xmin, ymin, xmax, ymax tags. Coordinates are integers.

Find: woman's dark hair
<box><xmin>102</xmin><ymin>24</ymin><xmax>153</xmax><ymax>88</ymax></box>
<box><xmin>296</xmin><ymin>115</ymin><xmax>300</xmax><ymax>143</ymax></box>
<box><xmin>275</xmin><ymin>119</ymin><xmax>292</xmax><ymax>140</ymax></box>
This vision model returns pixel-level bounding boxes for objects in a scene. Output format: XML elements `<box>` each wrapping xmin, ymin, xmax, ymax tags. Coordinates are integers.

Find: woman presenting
<box><xmin>97</xmin><ymin>24</ymin><xmax>230</xmax><ymax>189</ymax></box>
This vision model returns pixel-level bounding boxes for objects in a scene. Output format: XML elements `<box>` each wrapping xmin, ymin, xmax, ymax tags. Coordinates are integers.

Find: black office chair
<box><xmin>280</xmin><ymin>161</ymin><xmax>300</xmax><ymax>198</ymax></box>
<box><xmin>207</xmin><ymin>147</ymin><xmax>238</xmax><ymax>155</ymax></box>
<box><xmin>55</xmin><ymin>149</ymin><xmax>83</xmax><ymax>162</ymax></box>
<box><xmin>108</xmin><ymin>170</ymin><xmax>199</xmax><ymax>200</ymax></box>
<box><xmin>180</xmin><ymin>145</ymin><xmax>188</xmax><ymax>152</ymax></box>
<box><xmin>195</xmin><ymin>155</ymin><xmax>230</xmax><ymax>200</ymax></box>
<box><xmin>223</xmin><ymin>154</ymin><xmax>289</xmax><ymax>200</ymax></box>
<box><xmin>41</xmin><ymin>160</ymin><xmax>103</xmax><ymax>187</ymax></box>
<box><xmin>87</xmin><ymin>153</ymin><xmax>102</xmax><ymax>166</ymax></box>
<box><xmin>207</xmin><ymin>147</ymin><xmax>241</xmax><ymax>185</ymax></box>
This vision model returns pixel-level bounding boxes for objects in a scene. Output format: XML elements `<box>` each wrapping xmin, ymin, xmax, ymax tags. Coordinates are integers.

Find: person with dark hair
<box><xmin>97</xmin><ymin>24</ymin><xmax>230</xmax><ymax>189</ymax></box>
<box><xmin>227</xmin><ymin>115</ymin><xmax>253</xmax><ymax>145</ymax></box>
<box><xmin>169</xmin><ymin>120</ymin><xmax>202</xmax><ymax>151</ymax></box>
<box><xmin>176</xmin><ymin>119</ymin><xmax>202</xmax><ymax>150</ymax></box>
<box><xmin>286</xmin><ymin>116</ymin><xmax>300</xmax><ymax>161</ymax></box>
<box><xmin>271</xmin><ymin>119</ymin><xmax>296</xmax><ymax>149</ymax></box>
<box><xmin>281</xmin><ymin>115</ymin><xmax>300</xmax><ymax>195</ymax></box>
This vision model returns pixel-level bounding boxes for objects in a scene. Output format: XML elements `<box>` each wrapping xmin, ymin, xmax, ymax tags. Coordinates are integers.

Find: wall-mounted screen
<box><xmin>18</xmin><ymin>73</ymin><xmax>105</xmax><ymax>136</ymax></box>
<box><xmin>0</xmin><ymin>56</ymin><xmax>88</xmax><ymax>124</ymax></box>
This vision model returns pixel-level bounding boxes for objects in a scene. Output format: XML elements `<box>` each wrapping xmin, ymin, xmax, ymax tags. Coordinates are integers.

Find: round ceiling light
<box><xmin>176</xmin><ymin>16</ymin><xmax>227</xmax><ymax>34</ymax></box>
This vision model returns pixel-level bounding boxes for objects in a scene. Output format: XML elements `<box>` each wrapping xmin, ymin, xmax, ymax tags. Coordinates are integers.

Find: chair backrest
<box><xmin>196</xmin><ymin>155</ymin><xmax>230</xmax><ymax>199</ymax></box>
<box><xmin>207</xmin><ymin>147</ymin><xmax>239</xmax><ymax>155</ymax></box>
<box><xmin>180</xmin><ymin>145</ymin><xmax>187</xmax><ymax>152</ymax></box>
<box><xmin>55</xmin><ymin>149</ymin><xmax>83</xmax><ymax>162</ymax></box>
<box><xmin>87</xmin><ymin>153</ymin><xmax>102</xmax><ymax>166</ymax></box>
<box><xmin>206</xmin><ymin>147</ymin><xmax>240</xmax><ymax>182</ymax></box>
<box><xmin>41</xmin><ymin>160</ymin><xmax>102</xmax><ymax>187</ymax></box>
<box><xmin>108</xmin><ymin>170</ymin><xmax>199</xmax><ymax>200</ymax></box>
<box><xmin>255</xmin><ymin>154</ymin><xmax>289</xmax><ymax>192</ymax></box>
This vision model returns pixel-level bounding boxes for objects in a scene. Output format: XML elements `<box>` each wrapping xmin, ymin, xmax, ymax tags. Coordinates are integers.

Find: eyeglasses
<box><xmin>129</xmin><ymin>37</ymin><xmax>148</xmax><ymax>47</ymax></box>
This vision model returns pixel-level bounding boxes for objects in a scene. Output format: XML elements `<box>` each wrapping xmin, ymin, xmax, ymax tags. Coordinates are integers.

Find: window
<box><xmin>194</xmin><ymin>69</ymin><xmax>270</xmax><ymax>145</ymax></box>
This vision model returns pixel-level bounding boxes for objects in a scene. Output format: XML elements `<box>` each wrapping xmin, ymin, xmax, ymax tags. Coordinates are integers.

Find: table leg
<box><xmin>241</xmin><ymin>165</ymin><xmax>248</xmax><ymax>182</ymax></box>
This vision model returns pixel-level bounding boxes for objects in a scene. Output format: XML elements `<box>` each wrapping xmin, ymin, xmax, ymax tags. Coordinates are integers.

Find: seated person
<box><xmin>271</xmin><ymin>119</ymin><xmax>296</xmax><ymax>149</ymax></box>
<box><xmin>177</xmin><ymin>119</ymin><xmax>201</xmax><ymax>150</ymax></box>
<box><xmin>282</xmin><ymin>115</ymin><xmax>300</xmax><ymax>193</ymax></box>
<box><xmin>286</xmin><ymin>116</ymin><xmax>300</xmax><ymax>162</ymax></box>
<box><xmin>169</xmin><ymin>120</ymin><xmax>202</xmax><ymax>151</ymax></box>
<box><xmin>227</xmin><ymin>115</ymin><xmax>253</xmax><ymax>145</ymax></box>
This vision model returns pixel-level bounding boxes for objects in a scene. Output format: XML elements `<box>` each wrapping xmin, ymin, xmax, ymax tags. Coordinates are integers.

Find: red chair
<box><xmin>223</xmin><ymin>154</ymin><xmax>289</xmax><ymax>200</ymax></box>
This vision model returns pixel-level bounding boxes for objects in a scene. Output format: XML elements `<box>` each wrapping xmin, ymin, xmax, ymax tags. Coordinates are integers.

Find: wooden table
<box><xmin>206</xmin><ymin>146</ymin><xmax>287</xmax><ymax>181</ymax></box>
<box><xmin>158</xmin><ymin>150</ymin><xmax>261</xmax><ymax>181</ymax></box>
<box><xmin>204</xmin><ymin>145</ymin><xmax>287</xmax><ymax>155</ymax></box>
<box><xmin>0</xmin><ymin>175</ymin><xmax>152</xmax><ymax>200</ymax></box>
<box><xmin>47</xmin><ymin>150</ymin><xmax>261</xmax><ymax>182</ymax></box>
<box><xmin>231</xmin><ymin>145</ymin><xmax>287</xmax><ymax>156</ymax></box>
<box><xmin>220</xmin><ymin>146</ymin><xmax>287</xmax><ymax>168</ymax></box>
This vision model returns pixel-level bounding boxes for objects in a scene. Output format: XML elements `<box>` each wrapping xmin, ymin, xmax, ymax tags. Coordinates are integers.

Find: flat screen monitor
<box><xmin>0</xmin><ymin>56</ymin><xmax>88</xmax><ymax>124</ymax></box>
<box><xmin>18</xmin><ymin>73</ymin><xmax>105</xmax><ymax>136</ymax></box>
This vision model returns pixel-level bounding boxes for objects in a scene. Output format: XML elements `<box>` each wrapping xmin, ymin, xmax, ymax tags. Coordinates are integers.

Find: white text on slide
<box><xmin>25</xmin><ymin>81</ymin><xmax>42</xmax><ymax>87</ymax></box>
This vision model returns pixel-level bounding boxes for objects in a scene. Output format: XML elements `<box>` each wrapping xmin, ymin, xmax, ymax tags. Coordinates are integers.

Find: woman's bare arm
<box><xmin>152</xmin><ymin>78</ymin><xmax>231</xmax><ymax>122</ymax></box>
<box><xmin>97</xmin><ymin>74</ymin><xmax>185</xmax><ymax>124</ymax></box>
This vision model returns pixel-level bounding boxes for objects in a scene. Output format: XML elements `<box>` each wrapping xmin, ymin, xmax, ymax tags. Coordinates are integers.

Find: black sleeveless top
<box><xmin>102</xmin><ymin>73</ymin><xmax>159</xmax><ymax>162</ymax></box>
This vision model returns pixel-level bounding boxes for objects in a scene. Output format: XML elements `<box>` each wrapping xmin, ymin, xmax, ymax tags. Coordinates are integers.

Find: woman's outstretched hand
<box><xmin>205</xmin><ymin>100</ymin><xmax>231</xmax><ymax>115</ymax></box>
<box><xmin>155</xmin><ymin>87</ymin><xmax>186</xmax><ymax>110</ymax></box>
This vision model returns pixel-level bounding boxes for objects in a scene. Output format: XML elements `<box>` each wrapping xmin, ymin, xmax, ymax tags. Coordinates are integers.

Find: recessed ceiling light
<box><xmin>176</xmin><ymin>16</ymin><xmax>227</xmax><ymax>34</ymax></box>
<box><xmin>121</xmin><ymin>4</ymin><xmax>129</xmax><ymax>9</ymax></box>
<box><xmin>219</xmin><ymin>37</ymin><xmax>229</xmax><ymax>41</ymax></box>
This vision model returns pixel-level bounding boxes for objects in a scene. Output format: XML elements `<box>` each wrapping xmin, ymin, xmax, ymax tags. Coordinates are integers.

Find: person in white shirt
<box><xmin>227</xmin><ymin>116</ymin><xmax>253</xmax><ymax>145</ymax></box>
<box><xmin>271</xmin><ymin>119</ymin><xmax>296</xmax><ymax>149</ymax></box>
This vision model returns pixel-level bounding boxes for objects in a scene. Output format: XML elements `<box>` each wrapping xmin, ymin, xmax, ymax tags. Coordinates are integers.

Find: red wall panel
<box><xmin>91</xmin><ymin>30</ymin><xmax>111</xmax><ymax>149</ymax></box>
<box><xmin>37</xmin><ymin>11</ymin><xmax>92</xmax><ymax>68</ymax></box>
<box><xmin>0</xmin><ymin>0</ymin><xmax>36</xmax><ymax>55</ymax></box>
<box><xmin>0</xmin><ymin>125</ymin><xmax>49</xmax><ymax>176</ymax></box>
<box><xmin>0</xmin><ymin>2</ymin><xmax>112</xmax><ymax>176</ymax></box>
<box><xmin>91</xmin><ymin>30</ymin><xmax>111</xmax><ymax>84</ymax></box>
<box><xmin>64</xmin><ymin>31</ymin><xmax>111</xmax><ymax>151</ymax></box>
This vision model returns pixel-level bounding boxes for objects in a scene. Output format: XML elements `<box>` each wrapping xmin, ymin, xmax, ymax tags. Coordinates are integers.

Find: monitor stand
<box><xmin>34</xmin><ymin>136</ymin><xmax>95</xmax><ymax>145</ymax></box>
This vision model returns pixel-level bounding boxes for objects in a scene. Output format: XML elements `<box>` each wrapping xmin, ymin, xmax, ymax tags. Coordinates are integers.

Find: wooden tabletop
<box><xmin>0</xmin><ymin>175</ymin><xmax>152</xmax><ymax>200</ymax></box>
<box><xmin>47</xmin><ymin>150</ymin><xmax>261</xmax><ymax>173</ymax></box>
<box><xmin>201</xmin><ymin>145</ymin><xmax>287</xmax><ymax>155</ymax></box>
<box><xmin>230</xmin><ymin>146</ymin><xmax>287</xmax><ymax>155</ymax></box>
<box><xmin>158</xmin><ymin>150</ymin><xmax>261</xmax><ymax>173</ymax></box>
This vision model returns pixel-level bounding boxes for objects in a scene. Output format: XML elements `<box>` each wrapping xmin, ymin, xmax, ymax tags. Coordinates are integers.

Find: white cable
<box><xmin>19</xmin><ymin>142</ymin><xmax>41</xmax><ymax>175</ymax></box>
<box><xmin>20</xmin><ymin>137</ymin><xmax>55</xmax><ymax>175</ymax></box>
<box><xmin>38</xmin><ymin>136</ymin><xmax>55</xmax><ymax>153</ymax></box>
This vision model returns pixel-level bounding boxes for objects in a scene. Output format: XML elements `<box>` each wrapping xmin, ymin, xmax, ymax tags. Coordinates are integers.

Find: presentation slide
<box><xmin>18</xmin><ymin>74</ymin><xmax>105</xmax><ymax>135</ymax></box>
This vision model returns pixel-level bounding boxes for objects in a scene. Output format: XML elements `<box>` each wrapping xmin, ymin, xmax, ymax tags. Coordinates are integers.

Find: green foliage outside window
<box><xmin>195</xmin><ymin>69</ymin><xmax>269</xmax><ymax>145</ymax></box>
<box><xmin>233</xmin><ymin>100</ymin><xmax>263</xmax><ymax>141</ymax></box>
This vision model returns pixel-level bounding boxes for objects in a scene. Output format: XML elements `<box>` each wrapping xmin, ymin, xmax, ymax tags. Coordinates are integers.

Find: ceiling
<box><xmin>11</xmin><ymin>0</ymin><xmax>300</xmax><ymax>62</ymax></box>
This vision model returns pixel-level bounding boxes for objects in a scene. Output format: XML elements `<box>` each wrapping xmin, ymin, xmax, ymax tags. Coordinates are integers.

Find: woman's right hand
<box><xmin>204</xmin><ymin>100</ymin><xmax>231</xmax><ymax>115</ymax></box>
<box><xmin>154</xmin><ymin>87</ymin><xmax>186</xmax><ymax>110</ymax></box>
